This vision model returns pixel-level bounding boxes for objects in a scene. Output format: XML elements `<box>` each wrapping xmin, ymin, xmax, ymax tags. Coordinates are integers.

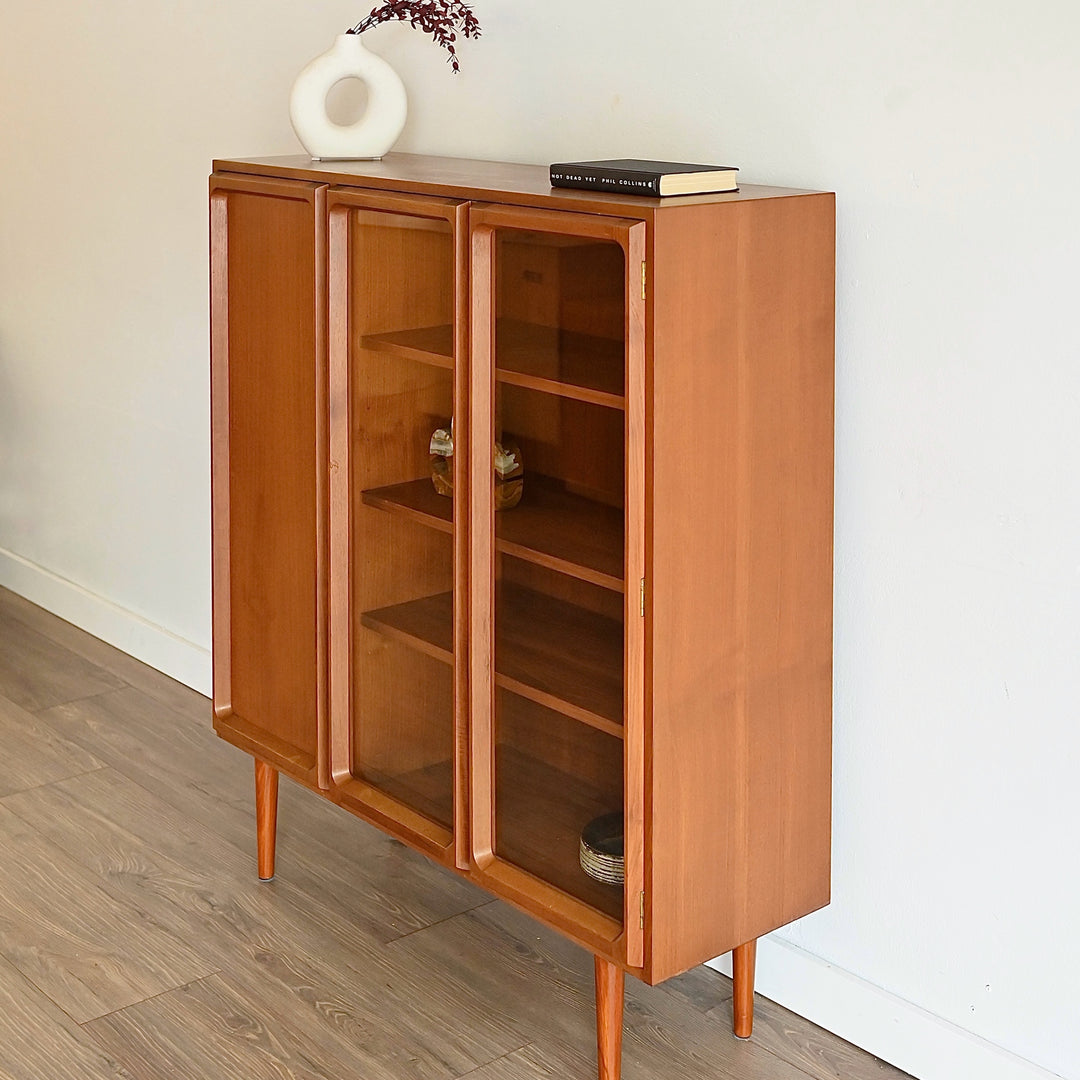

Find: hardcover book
<box><xmin>549</xmin><ymin>159</ymin><xmax>739</xmax><ymax>197</ymax></box>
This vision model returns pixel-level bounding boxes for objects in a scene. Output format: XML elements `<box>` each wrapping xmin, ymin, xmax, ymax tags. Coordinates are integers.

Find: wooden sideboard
<box><xmin>210</xmin><ymin>152</ymin><xmax>834</xmax><ymax>1080</ymax></box>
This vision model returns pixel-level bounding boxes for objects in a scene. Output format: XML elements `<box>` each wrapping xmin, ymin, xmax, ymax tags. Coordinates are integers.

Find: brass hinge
<box><xmin>641</xmin><ymin>261</ymin><xmax>647</xmax><ymax>300</ymax></box>
<box><xmin>639</xmin><ymin>578</ymin><xmax>645</xmax><ymax>618</ymax></box>
<box><xmin>639</xmin><ymin>890</ymin><xmax>645</xmax><ymax>929</ymax></box>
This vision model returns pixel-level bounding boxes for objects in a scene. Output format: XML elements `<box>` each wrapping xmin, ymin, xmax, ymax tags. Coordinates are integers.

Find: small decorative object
<box><xmin>494</xmin><ymin>437</ymin><xmax>523</xmax><ymax>510</ymax></box>
<box><xmin>579</xmin><ymin>812</ymin><xmax>624</xmax><ymax>886</ymax></box>
<box><xmin>428</xmin><ymin>420</ymin><xmax>523</xmax><ymax>509</ymax></box>
<box><xmin>429</xmin><ymin>420</ymin><xmax>454</xmax><ymax>497</ymax></box>
<box><xmin>289</xmin><ymin>1</ymin><xmax>481</xmax><ymax>161</ymax></box>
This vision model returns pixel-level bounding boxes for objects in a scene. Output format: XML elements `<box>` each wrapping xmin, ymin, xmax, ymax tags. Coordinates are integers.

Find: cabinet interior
<box><xmin>491</xmin><ymin>228</ymin><xmax>628</xmax><ymax>925</ymax></box>
<box><xmin>344</xmin><ymin>210</ymin><xmax>630</xmax><ymax>922</ymax></box>
<box><xmin>348</xmin><ymin>208</ymin><xmax>457</xmax><ymax>830</ymax></box>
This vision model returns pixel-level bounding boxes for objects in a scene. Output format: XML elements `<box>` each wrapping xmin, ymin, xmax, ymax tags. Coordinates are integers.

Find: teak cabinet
<box><xmin>210</xmin><ymin>153</ymin><xmax>834</xmax><ymax>1080</ymax></box>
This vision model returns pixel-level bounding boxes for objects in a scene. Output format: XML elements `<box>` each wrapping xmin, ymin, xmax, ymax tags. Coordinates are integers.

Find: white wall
<box><xmin>2</xmin><ymin>2</ymin><xmax>1078</xmax><ymax>1078</ymax></box>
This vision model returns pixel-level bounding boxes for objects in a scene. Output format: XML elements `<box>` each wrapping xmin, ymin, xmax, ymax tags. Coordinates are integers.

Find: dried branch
<box><xmin>349</xmin><ymin>1</ymin><xmax>481</xmax><ymax>73</ymax></box>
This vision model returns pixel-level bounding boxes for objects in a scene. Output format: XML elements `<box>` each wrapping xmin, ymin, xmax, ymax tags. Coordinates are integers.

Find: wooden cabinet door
<box><xmin>210</xmin><ymin>175</ymin><xmax>328</xmax><ymax>789</ymax></box>
<box><xmin>467</xmin><ymin>203</ymin><xmax>646</xmax><ymax>966</ymax></box>
<box><xmin>326</xmin><ymin>188</ymin><xmax>470</xmax><ymax>868</ymax></box>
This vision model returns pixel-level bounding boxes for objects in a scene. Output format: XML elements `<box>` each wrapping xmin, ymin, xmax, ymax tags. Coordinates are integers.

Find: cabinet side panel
<box><xmin>222</xmin><ymin>188</ymin><xmax>321</xmax><ymax>762</ymax></box>
<box><xmin>648</xmin><ymin>194</ymin><xmax>834</xmax><ymax>982</ymax></box>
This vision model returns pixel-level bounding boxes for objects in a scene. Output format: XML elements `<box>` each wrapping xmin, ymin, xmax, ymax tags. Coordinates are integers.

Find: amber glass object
<box><xmin>430</xmin><ymin>419</ymin><xmax>523</xmax><ymax>509</ymax></box>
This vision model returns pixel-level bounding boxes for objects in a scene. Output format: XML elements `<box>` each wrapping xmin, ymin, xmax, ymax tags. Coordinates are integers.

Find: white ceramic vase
<box><xmin>289</xmin><ymin>34</ymin><xmax>407</xmax><ymax>160</ymax></box>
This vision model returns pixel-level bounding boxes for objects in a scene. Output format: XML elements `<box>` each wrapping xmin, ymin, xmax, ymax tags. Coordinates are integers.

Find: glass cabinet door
<box><xmin>328</xmin><ymin>190</ymin><xmax>468</xmax><ymax>866</ymax></box>
<box><xmin>469</xmin><ymin>205</ymin><xmax>646</xmax><ymax>959</ymax></box>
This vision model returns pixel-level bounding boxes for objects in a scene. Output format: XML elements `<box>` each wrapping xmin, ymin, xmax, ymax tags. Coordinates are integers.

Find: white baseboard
<box><xmin>709</xmin><ymin>937</ymin><xmax>1065</xmax><ymax>1080</ymax></box>
<box><xmin>0</xmin><ymin>546</ymin><xmax>211</xmax><ymax>696</ymax></box>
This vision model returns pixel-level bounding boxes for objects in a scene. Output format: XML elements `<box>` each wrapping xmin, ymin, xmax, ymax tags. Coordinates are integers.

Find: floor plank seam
<box><xmin>453</xmin><ymin>1042</ymin><xmax>534</xmax><ymax>1078</ymax></box>
<box><xmin>383</xmin><ymin>898</ymin><xmax>501</xmax><ymax>946</ymax></box>
<box><xmin>754</xmin><ymin>1044</ymin><xmax>827</xmax><ymax>1080</ymax></box>
<box><xmin>0</xmin><ymin>763</ymin><xmax>111</xmax><ymax>803</ymax></box>
<box><xmin>26</xmin><ymin>684</ymin><xmax>128</xmax><ymax>717</ymax></box>
<box><xmin>77</xmin><ymin>971</ymin><xmax>225</xmax><ymax>1028</ymax></box>
<box><xmin>0</xmin><ymin>589</ymin><xmax>917</xmax><ymax>1080</ymax></box>
<box><xmin>0</xmin><ymin>953</ymin><xmax>90</xmax><ymax>1035</ymax></box>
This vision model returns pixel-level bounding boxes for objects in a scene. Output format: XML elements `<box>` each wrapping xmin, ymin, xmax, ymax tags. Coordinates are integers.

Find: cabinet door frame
<box><xmin>326</xmin><ymin>187</ymin><xmax>470</xmax><ymax>867</ymax></box>
<box><xmin>468</xmin><ymin>203</ymin><xmax>647</xmax><ymax>965</ymax></box>
<box><xmin>210</xmin><ymin>173</ymin><xmax>329</xmax><ymax>790</ymax></box>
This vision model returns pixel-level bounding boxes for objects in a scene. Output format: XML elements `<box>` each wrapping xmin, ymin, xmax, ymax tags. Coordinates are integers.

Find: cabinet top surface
<box><xmin>212</xmin><ymin>152</ymin><xmax>827</xmax><ymax>216</ymax></box>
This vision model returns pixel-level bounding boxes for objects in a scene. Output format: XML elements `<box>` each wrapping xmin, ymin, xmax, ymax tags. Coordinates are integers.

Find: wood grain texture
<box><xmin>0</xmin><ymin>606</ymin><xmax>124</xmax><ymax>712</ymax></box>
<box><xmin>469</xmin><ymin>208</ymin><xmax>648</xmax><ymax>970</ymax></box>
<box><xmin>213</xmin><ymin>152</ymin><xmax>819</xmax><ymax>217</ymax></box>
<box><xmin>255</xmin><ymin>759</ymin><xmax>279</xmax><ymax>880</ymax></box>
<box><xmin>324</xmin><ymin>189</ymin><xmax>468</xmax><ymax>864</ymax></box>
<box><xmin>495</xmin><ymin>475</ymin><xmax>624</xmax><ymax>591</ymax></box>
<box><xmin>361</xmin><ymin>585</ymin><xmax>624</xmax><ymax>737</ymax></box>
<box><xmin>733</xmin><ymin>940</ymin><xmax>757</xmax><ymax>1038</ymax></box>
<box><xmin>621</xmin><ymin>219</ymin><xmax>647</xmax><ymax>971</ymax></box>
<box><xmin>0</xmin><ymin>594</ymin><xmax>905</xmax><ymax>1080</ymax></box>
<box><xmin>646</xmin><ymin>193</ymin><xmax>835</xmax><ymax>983</ymax></box>
<box><xmin>18</xmin><ymin>716</ymin><xmax>477</xmax><ymax>947</ymax></box>
<box><xmin>393</xmin><ymin>900</ymin><xmax>858</xmax><ymax>1080</ymax></box>
<box><xmin>210</xmin><ymin>158</ymin><xmax>837</xmax><ymax>1057</ymax></box>
<box><xmin>0</xmin><ymin>768</ymin><xmax>513</xmax><ymax>1078</ymax></box>
<box><xmin>728</xmin><ymin>991</ymin><xmax>916</xmax><ymax>1080</ymax></box>
<box><xmin>0</xmin><ymin>691</ymin><xmax>103</xmax><ymax>797</ymax></box>
<box><xmin>0</xmin><ymin>954</ymin><xmax>135</xmax><ymax>1080</ymax></box>
<box><xmin>35</xmin><ymin>685</ymin><xmax>255</xmax><ymax>843</ymax></box>
<box><xmin>495</xmin><ymin>742</ymin><xmax>623</xmax><ymax>920</ymax></box>
<box><xmin>363</xmin><ymin>474</ymin><xmax>625</xmax><ymax>592</ymax></box>
<box><xmin>0</xmin><ymin>587</ymin><xmax>203</xmax><ymax>719</ymax></box>
<box><xmin>595</xmin><ymin>957</ymin><xmax>624</xmax><ymax>1080</ymax></box>
<box><xmin>210</xmin><ymin>174</ymin><xmax>326</xmax><ymax>787</ymax></box>
<box><xmin>86</xmin><ymin>973</ymin><xmax>355</xmax><ymax>1080</ymax></box>
<box><xmin>468</xmin><ymin>215</ymin><xmax>497</xmax><ymax>868</ymax></box>
<box><xmin>0</xmin><ymin>803</ymin><xmax>215</xmax><ymax>1022</ymax></box>
<box><xmin>495</xmin><ymin>319</ymin><xmax>626</xmax><ymax>408</ymax></box>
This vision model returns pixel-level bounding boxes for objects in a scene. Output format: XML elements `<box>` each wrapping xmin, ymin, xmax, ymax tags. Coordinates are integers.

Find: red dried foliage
<box><xmin>349</xmin><ymin>1</ymin><xmax>481</xmax><ymax>73</ymax></box>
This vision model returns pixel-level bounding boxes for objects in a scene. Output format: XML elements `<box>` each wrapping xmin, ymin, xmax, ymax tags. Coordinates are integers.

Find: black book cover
<box><xmin>549</xmin><ymin>159</ymin><xmax>738</xmax><ymax>196</ymax></box>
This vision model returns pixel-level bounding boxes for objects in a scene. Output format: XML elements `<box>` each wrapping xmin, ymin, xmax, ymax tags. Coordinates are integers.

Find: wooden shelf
<box><xmin>360</xmin><ymin>591</ymin><xmax>454</xmax><ymax>665</ymax></box>
<box><xmin>361</xmin><ymin>476</ymin><xmax>624</xmax><ymax>592</ymax></box>
<box><xmin>356</xmin><ymin>319</ymin><xmax>624</xmax><ymax>409</ymax></box>
<box><xmin>496</xmin><ymin>319</ymin><xmax>625</xmax><ymax>409</ymax></box>
<box><xmin>360</xmin><ymin>584</ymin><xmax>623</xmax><ymax>736</ymax></box>
<box><xmin>495</xmin><ymin>744</ymin><xmax>623</xmax><ymax>921</ymax></box>
<box><xmin>496</xmin><ymin>585</ymin><xmax>623</xmax><ymax>734</ymax></box>
<box><xmin>498</xmin><ymin>477</ymin><xmax>623</xmax><ymax>592</ymax></box>
<box><xmin>361</xmin><ymin>761</ymin><xmax>455</xmax><ymax>833</ymax></box>
<box><xmin>371</xmin><ymin>748</ymin><xmax>623</xmax><ymax>923</ymax></box>
<box><xmin>361</xmin><ymin>479</ymin><xmax>453</xmax><ymax>535</ymax></box>
<box><xmin>359</xmin><ymin>324</ymin><xmax>454</xmax><ymax>369</ymax></box>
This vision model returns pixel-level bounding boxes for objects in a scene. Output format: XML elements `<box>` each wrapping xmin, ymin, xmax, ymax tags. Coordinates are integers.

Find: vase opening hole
<box><xmin>324</xmin><ymin>76</ymin><xmax>370</xmax><ymax>127</ymax></box>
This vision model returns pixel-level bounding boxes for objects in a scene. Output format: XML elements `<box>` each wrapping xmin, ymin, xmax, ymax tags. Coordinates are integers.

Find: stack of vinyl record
<box><xmin>579</xmin><ymin>812</ymin><xmax>624</xmax><ymax>886</ymax></box>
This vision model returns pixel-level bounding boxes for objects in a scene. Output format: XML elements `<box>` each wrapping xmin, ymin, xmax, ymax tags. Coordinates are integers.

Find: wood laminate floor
<box><xmin>0</xmin><ymin>585</ymin><xmax>912</xmax><ymax>1080</ymax></box>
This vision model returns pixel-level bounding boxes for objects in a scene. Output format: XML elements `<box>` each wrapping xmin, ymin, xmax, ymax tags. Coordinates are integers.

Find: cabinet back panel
<box><xmin>500</xmin><ymin>557</ymin><xmax>622</xmax><ymax>622</ymax></box>
<box><xmin>496</xmin><ymin>234</ymin><xmax>624</xmax><ymax>342</ymax></box>
<box><xmin>348</xmin><ymin>350</ymin><xmax>456</xmax><ymax>814</ymax></box>
<box><xmin>352</xmin><ymin>631</ymin><xmax>454</xmax><ymax>827</ymax></box>
<box><xmin>225</xmin><ymin>189</ymin><xmax>319</xmax><ymax>760</ymax></box>
<box><xmin>495</xmin><ymin>691</ymin><xmax>624</xmax><ymax>921</ymax></box>
<box><xmin>500</xmin><ymin>386</ymin><xmax>624</xmax><ymax>509</ymax></box>
<box><xmin>350</xmin><ymin>211</ymin><xmax>454</xmax><ymax>337</ymax></box>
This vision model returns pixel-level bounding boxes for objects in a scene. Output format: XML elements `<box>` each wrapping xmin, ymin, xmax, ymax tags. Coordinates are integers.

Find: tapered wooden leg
<box><xmin>254</xmin><ymin>759</ymin><xmax>279</xmax><ymax>881</ymax></box>
<box><xmin>733</xmin><ymin>939</ymin><xmax>757</xmax><ymax>1039</ymax></box>
<box><xmin>594</xmin><ymin>956</ymin><xmax>624</xmax><ymax>1080</ymax></box>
